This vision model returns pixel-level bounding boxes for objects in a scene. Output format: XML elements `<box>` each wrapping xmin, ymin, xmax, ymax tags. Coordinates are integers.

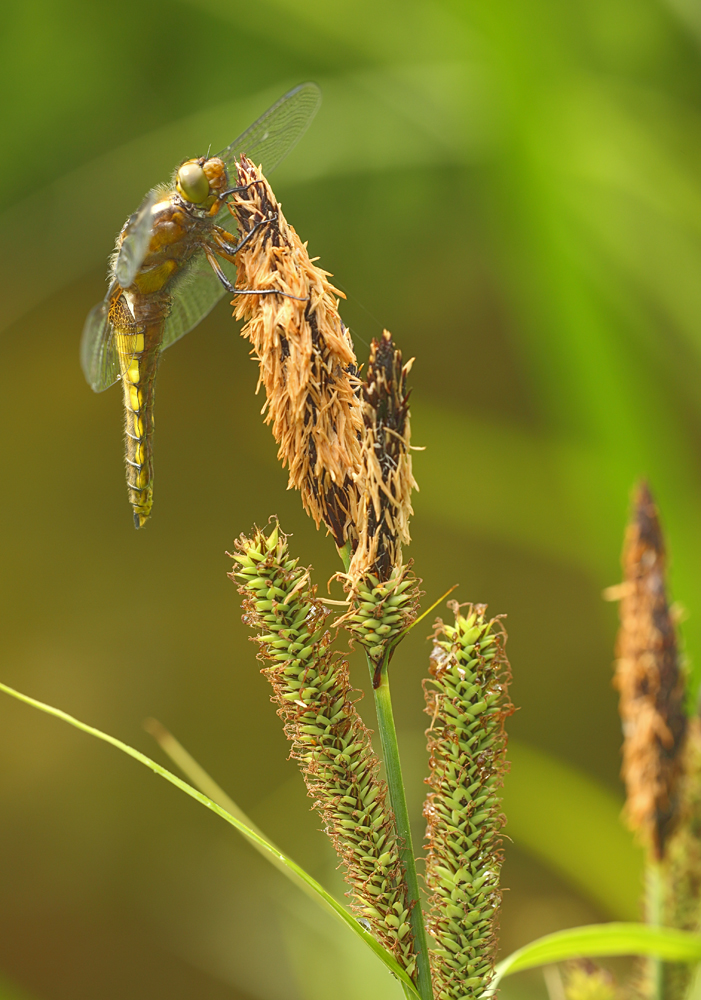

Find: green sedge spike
<box><xmin>230</xmin><ymin>523</ymin><xmax>418</xmax><ymax>979</ymax></box>
<box><xmin>660</xmin><ymin>718</ymin><xmax>701</xmax><ymax>1000</ymax></box>
<box><xmin>342</xmin><ymin>565</ymin><xmax>421</xmax><ymax>682</ymax></box>
<box><xmin>423</xmin><ymin>602</ymin><xmax>513</xmax><ymax>1000</ymax></box>
<box><xmin>563</xmin><ymin>963</ymin><xmax>622</xmax><ymax>1000</ymax></box>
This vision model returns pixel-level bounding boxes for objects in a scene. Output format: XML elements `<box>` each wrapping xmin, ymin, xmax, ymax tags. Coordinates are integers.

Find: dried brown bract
<box><xmin>228</xmin><ymin>157</ymin><xmax>364</xmax><ymax>547</ymax></box>
<box><xmin>347</xmin><ymin>330</ymin><xmax>416</xmax><ymax>585</ymax></box>
<box><xmin>613</xmin><ymin>481</ymin><xmax>687</xmax><ymax>858</ymax></box>
<box><xmin>337</xmin><ymin>331</ymin><xmax>420</xmax><ymax>678</ymax></box>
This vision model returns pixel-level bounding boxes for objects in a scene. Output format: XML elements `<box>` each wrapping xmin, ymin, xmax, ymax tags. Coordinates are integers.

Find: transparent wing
<box><xmin>81</xmin><ymin>298</ymin><xmax>120</xmax><ymax>392</ymax></box>
<box><xmin>160</xmin><ymin>251</ymin><xmax>235</xmax><ymax>352</ymax></box>
<box><xmin>115</xmin><ymin>189</ymin><xmax>158</xmax><ymax>288</ymax></box>
<box><xmin>87</xmin><ymin>84</ymin><xmax>320</xmax><ymax>366</ymax></box>
<box><xmin>214</xmin><ymin>82</ymin><xmax>321</xmax><ymax>226</ymax></box>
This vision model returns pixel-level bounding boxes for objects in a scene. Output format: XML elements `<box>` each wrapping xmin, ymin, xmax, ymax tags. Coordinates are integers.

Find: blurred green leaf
<box><xmin>491</xmin><ymin>923</ymin><xmax>701</xmax><ymax>990</ymax></box>
<box><xmin>503</xmin><ymin>740</ymin><xmax>643</xmax><ymax>920</ymax></box>
<box><xmin>413</xmin><ymin>403</ymin><xmax>607</xmax><ymax>575</ymax></box>
<box><xmin>0</xmin><ymin>974</ymin><xmax>35</xmax><ymax>1000</ymax></box>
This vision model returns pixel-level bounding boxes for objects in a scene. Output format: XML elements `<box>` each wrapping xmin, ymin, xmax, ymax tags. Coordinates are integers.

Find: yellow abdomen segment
<box><xmin>114</xmin><ymin>327</ymin><xmax>160</xmax><ymax>528</ymax></box>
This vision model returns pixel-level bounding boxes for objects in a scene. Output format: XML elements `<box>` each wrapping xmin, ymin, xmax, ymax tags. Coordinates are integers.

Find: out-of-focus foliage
<box><xmin>0</xmin><ymin>976</ymin><xmax>35</xmax><ymax>1000</ymax></box>
<box><xmin>1</xmin><ymin>0</ymin><xmax>701</xmax><ymax>998</ymax></box>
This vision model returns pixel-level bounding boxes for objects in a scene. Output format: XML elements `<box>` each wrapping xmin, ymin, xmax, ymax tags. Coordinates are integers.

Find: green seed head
<box><xmin>423</xmin><ymin>602</ymin><xmax>513</xmax><ymax>1000</ymax></box>
<box><xmin>231</xmin><ymin>522</ymin><xmax>417</xmax><ymax>977</ymax></box>
<box><xmin>341</xmin><ymin>564</ymin><xmax>421</xmax><ymax>669</ymax></box>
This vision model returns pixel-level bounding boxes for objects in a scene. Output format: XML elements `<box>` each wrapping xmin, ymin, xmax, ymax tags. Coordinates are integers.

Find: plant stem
<box><xmin>372</xmin><ymin>663</ymin><xmax>434</xmax><ymax>1000</ymax></box>
<box><xmin>337</xmin><ymin>543</ymin><xmax>434</xmax><ymax>1000</ymax></box>
<box><xmin>646</xmin><ymin>860</ymin><xmax>664</xmax><ymax>1000</ymax></box>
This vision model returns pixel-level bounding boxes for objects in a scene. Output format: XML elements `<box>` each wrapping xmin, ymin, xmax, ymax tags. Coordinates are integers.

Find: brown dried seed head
<box><xmin>614</xmin><ymin>480</ymin><xmax>687</xmax><ymax>858</ymax></box>
<box><xmin>228</xmin><ymin>157</ymin><xmax>364</xmax><ymax>548</ymax></box>
<box><xmin>348</xmin><ymin>330</ymin><xmax>417</xmax><ymax>585</ymax></box>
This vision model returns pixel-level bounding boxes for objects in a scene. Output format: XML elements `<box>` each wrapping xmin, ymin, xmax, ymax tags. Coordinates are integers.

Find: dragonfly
<box><xmin>81</xmin><ymin>82</ymin><xmax>321</xmax><ymax>528</ymax></box>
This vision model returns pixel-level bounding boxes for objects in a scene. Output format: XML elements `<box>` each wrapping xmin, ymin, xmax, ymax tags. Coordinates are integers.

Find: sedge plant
<box><xmin>3</xmin><ymin>156</ymin><xmax>701</xmax><ymax>1000</ymax></box>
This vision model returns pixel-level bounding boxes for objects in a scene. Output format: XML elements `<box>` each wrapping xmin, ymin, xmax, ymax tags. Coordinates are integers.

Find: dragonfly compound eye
<box><xmin>176</xmin><ymin>160</ymin><xmax>210</xmax><ymax>204</ymax></box>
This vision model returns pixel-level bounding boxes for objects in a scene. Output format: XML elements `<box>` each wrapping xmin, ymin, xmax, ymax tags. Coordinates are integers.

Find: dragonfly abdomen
<box><xmin>113</xmin><ymin>318</ymin><xmax>162</xmax><ymax>529</ymax></box>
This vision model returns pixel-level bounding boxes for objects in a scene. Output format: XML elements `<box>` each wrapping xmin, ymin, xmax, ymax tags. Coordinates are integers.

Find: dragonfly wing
<box><xmin>85</xmin><ymin>85</ymin><xmax>320</xmax><ymax>373</ymax></box>
<box><xmin>160</xmin><ymin>251</ymin><xmax>234</xmax><ymax>352</ymax></box>
<box><xmin>81</xmin><ymin>298</ymin><xmax>120</xmax><ymax>392</ymax></box>
<box><xmin>115</xmin><ymin>189</ymin><xmax>158</xmax><ymax>289</ymax></box>
<box><xmin>215</xmin><ymin>82</ymin><xmax>321</xmax><ymax>226</ymax></box>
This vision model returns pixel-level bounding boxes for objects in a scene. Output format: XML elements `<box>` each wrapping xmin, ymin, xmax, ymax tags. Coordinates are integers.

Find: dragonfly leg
<box><xmin>204</xmin><ymin>242</ymin><xmax>309</xmax><ymax>302</ymax></box>
<box><xmin>233</xmin><ymin>289</ymin><xmax>309</xmax><ymax>301</ymax></box>
<box><xmin>217</xmin><ymin>178</ymin><xmax>268</xmax><ymax>201</ymax></box>
<box><xmin>203</xmin><ymin>248</ymin><xmax>237</xmax><ymax>293</ymax></box>
<box><xmin>211</xmin><ymin>213</ymin><xmax>275</xmax><ymax>257</ymax></box>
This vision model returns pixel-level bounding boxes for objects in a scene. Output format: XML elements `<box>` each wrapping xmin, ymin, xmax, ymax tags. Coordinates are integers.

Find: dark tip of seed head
<box><xmin>633</xmin><ymin>480</ymin><xmax>664</xmax><ymax>556</ymax></box>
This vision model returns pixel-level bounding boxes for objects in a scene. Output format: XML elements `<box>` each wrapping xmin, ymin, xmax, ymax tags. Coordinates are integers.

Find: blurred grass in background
<box><xmin>2</xmin><ymin>0</ymin><xmax>701</xmax><ymax>996</ymax></box>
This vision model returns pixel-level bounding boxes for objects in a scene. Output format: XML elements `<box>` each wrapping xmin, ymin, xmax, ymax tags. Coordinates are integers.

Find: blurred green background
<box><xmin>3</xmin><ymin>0</ymin><xmax>701</xmax><ymax>997</ymax></box>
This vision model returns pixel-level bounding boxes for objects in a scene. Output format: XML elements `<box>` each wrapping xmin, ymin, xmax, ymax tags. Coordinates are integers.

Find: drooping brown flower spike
<box><xmin>612</xmin><ymin>481</ymin><xmax>687</xmax><ymax>858</ymax></box>
<box><xmin>336</xmin><ymin>331</ymin><xmax>420</xmax><ymax>681</ymax></box>
<box><xmin>228</xmin><ymin>157</ymin><xmax>364</xmax><ymax>549</ymax></box>
<box><xmin>348</xmin><ymin>329</ymin><xmax>417</xmax><ymax>584</ymax></box>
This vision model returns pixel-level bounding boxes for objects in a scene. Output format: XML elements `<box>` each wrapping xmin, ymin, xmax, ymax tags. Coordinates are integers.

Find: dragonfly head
<box><xmin>176</xmin><ymin>156</ymin><xmax>229</xmax><ymax>211</ymax></box>
<box><xmin>202</xmin><ymin>157</ymin><xmax>228</xmax><ymax>197</ymax></box>
<box><xmin>176</xmin><ymin>158</ymin><xmax>211</xmax><ymax>205</ymax></box>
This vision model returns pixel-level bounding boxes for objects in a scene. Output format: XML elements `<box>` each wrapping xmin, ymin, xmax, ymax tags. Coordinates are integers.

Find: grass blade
<box><xmin>0</xmin><ymin>680</ymin><xmax>420</xmax><ymax>999</ymax></box>
<box><xmin>488</xmin><ymin>923</ymin><xmax>701</xmax><ymax>994</ymax></box>
<box><xmin>143</xmin><ymin>717</ymin><xmax>339</xmax><ymax>912</ymax></box>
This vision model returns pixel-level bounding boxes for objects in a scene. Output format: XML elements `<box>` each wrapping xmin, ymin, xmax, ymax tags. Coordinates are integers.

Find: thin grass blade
<box><xmin>0</xmin><ymin>680</ymin><xmax>420</xmax><ymax>999</ymax></box>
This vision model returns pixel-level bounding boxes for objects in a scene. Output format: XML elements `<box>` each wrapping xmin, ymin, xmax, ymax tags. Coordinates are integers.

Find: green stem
<box><xmin>337</xmin><ymin>542</ymin><xmax>434</xmax><ymax>1000</ymax></box>
<box><xmin>373</xmin><ymin>664</ymin><xmax>434</xmax><ymax>1000</ymax></box>
<box><xmin>646</xmin><ymin>861</ymin><xmax>664</xmax><ymax>1000</ymax></box>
